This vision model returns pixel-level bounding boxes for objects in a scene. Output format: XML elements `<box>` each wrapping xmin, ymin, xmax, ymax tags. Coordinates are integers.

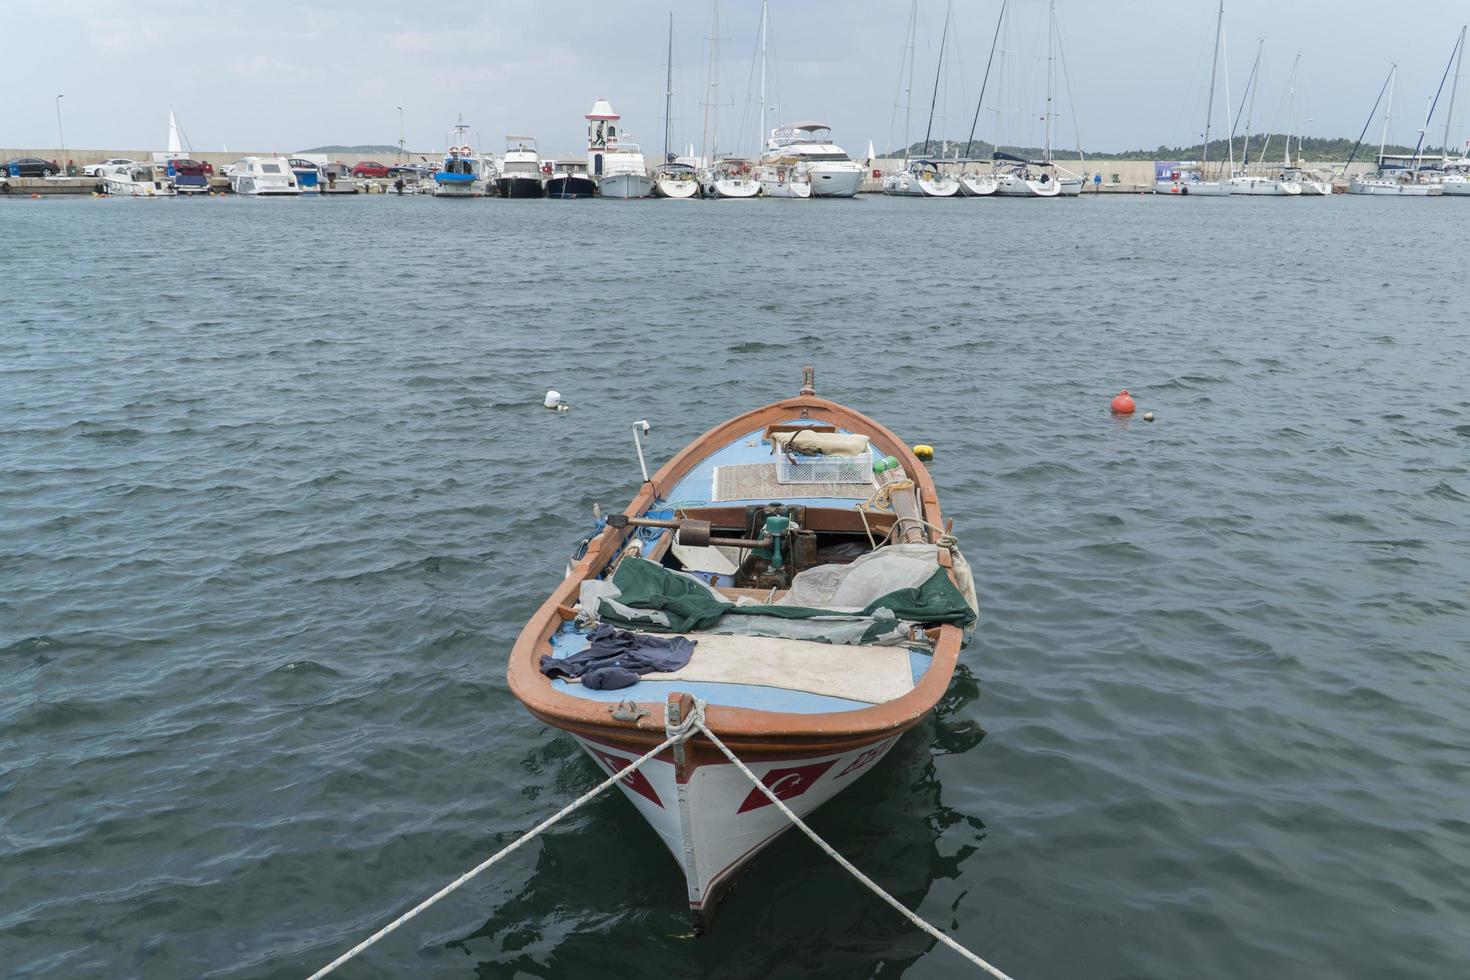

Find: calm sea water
<box><xmin>2</xmin><ymin>192</ymin><xmax>1467</xmax><ymax>980</ymax></box>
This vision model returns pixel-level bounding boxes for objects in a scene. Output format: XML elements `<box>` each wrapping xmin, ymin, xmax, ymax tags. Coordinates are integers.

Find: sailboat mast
<box><xmin>964</xmin><ymin>0</ymin><xmax>1006</xmax><ymax>160</ymax></box>
<box><xmin>758</xmin><ymin>0</ymin><xmax>768</xmax><ymax>153</ymax></box>
<box><xmin>922</xmin><ymin>3</ymin><xmax>950</xmax><ymax>156</ymax></box>
<box><xmin>904</xmin><ymin>0</ymin><xmax>917</xmax><ymax>155</ymax></box>
<box><xmin>711</xmin><ymin>1</ymin><xmax>721</xmax><ymax>159</ymax></box>
<box><xmin>700</xmin><ymin>0</ymin><xmax>718</xmax><ymax>163</ymax></box>
<box><xmin>664</xmin><ymin>13</ymin><xmax>675</xmax><ymax>163</ymax></box>
<box><xmin>1285</xmin><ymin>54</ymin><xmax>1299</xmax><ymax>168</ymax></box>
<box><xmin>1379</xmin><ymin>65</ymin><xmax>1397</xmax><ymax>165</ymax></box>
<box><xmin>1045</xmin><ymin>0</ymin><xmax>1056</xmax><ymax>162</ymax></box>
<box><xmin>1414</xmin><ymin>29</ymin><xmax>1465</xmax><ymax>169</ymax></box>
<box><xmin>1240</xmin><ymin>38</ymin><xmax>1262</xmax><ymax>169</ymax></box>
<box><xmin>1222</xmin><ymin>30</ymin><xmax>1235</xmax><ymax>173</ymax></box>
<box><xmin>1443</xmin><ymin>25</ymin><xmax>1466</xmax><ymax>159</ymax></box>
<box><xmin>1202</xmin><ymin>0</ymin><xmax>1224</xmax><ymax>170</ymax></box>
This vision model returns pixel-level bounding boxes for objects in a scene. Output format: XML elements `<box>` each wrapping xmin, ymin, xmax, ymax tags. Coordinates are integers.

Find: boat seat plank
<box><xmin>639</xmin><ymin>632</ymin><xmax>915</xmax><ymax>704</ymax></box>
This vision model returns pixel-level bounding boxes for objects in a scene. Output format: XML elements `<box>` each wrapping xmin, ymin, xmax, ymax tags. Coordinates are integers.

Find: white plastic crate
<box><xmin>775</xmin><ymin>448</ymin><xmax>873</xmax><ymax>485</ymax></box>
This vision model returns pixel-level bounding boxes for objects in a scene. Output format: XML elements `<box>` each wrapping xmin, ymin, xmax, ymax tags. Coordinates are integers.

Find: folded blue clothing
<box><xmin>541</xmin><ymin>624</ymin><xmax>696</xmax><ymax>689</ymax></box>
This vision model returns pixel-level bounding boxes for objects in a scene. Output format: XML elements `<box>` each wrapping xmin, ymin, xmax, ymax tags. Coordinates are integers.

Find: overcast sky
<box><xmin>4</xmin><ymin>1</ymin><xmax>1467</xmax><ymax>157</ymax></box>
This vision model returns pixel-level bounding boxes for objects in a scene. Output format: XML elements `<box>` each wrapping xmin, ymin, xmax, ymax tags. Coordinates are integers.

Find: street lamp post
<box><xmin>397</xmin><ymin>106</ymin><xmax>405</xmax><ymax>163</ymax></box>
<box><xmin>55</xmin><ymin>95</ymin><xmax>66</xmax><ymax>174</ymax></box>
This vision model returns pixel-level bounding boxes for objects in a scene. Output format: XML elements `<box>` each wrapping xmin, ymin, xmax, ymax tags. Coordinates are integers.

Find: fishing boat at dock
<box><xmin>507</xmin><ymin>367</ymin><xmax>977</xmax><ymax>929</ymax></box>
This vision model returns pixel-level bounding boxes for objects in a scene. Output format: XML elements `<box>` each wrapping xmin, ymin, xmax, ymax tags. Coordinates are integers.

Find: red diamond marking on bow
<box><xmin>736</xmin><ymin>759</ymin><xmax>838</xmax><ymax>814</ymax></box>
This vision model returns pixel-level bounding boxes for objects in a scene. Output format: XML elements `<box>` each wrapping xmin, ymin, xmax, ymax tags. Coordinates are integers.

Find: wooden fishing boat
<box><xmin>506</xmin><ymin>368</ymin><xmax>977</xmax><ymax>930</ymax></box>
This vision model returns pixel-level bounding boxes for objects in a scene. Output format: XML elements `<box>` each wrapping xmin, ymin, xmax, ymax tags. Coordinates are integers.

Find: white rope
<box><xmin>304</xmin><ymin>704</ymin><xmax>702</xmax><ymax>980</ymax></box>
<box><xmin>693</xmin><ymin>713</ymin><xmax>1015</xmax><ymax>979</ymax></box>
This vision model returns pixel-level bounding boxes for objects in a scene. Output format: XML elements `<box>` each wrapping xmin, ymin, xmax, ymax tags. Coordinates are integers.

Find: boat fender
<box><xmin>1110</xmin><ymin>390</ymin><xmax>1136</xmax><ymax>415</ymax></box>
<box><xmin>543</xmin><ymin>389</ymin><xmax>570</xmax><ymax>411</ymax></box>
<box><xmin>912</xmin><ymin>444</ymin><xmax>934</xmax><ymax>461</ymax></box>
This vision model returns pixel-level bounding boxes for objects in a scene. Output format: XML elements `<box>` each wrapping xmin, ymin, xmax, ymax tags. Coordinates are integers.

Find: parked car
<box><xmin>82</xmin><ymin>158</ymin><xmax>137</xmax><ymax>177</ymax></box>
<box><xmin>351</xmin><ymin>161</ymin><xmax>389</xmax><ymax>178</ymax></box>
<box><xmin>387</xmin><ymin>163</ymin><xmax>427</xmax><ymax>177</ymax></box>
<box><xmin>5</xmin><ymin>157</ymin><xmax>61</xmax><ymax>177</ymax></box>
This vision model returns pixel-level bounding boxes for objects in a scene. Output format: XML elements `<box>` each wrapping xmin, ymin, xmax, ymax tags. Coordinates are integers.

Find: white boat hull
<box><xmin>432</xmin><ymin>180</ymin><xmax>491</xmax><ymax>197</ymax></box>
<box><xmin>1230</xmin><ymin>176</ymin><xmax>1302</xmax><ymax>196</ymax></box>
<box><xmin>882</xmin><ymin>172</ymin><xmax>961</xmax><ymax>197</ymax></box>
<box><xmin>701</xmin><ymin>176</ymin><xmax>761</xmax><ymax>199</ymax></box>
<box><xmin>599</xmin><ymin>173</ymin><xmax>655</xmax><ymax>198</ymax></box>
<box><xmin>103</xmin><ymin>177</ymin><xmax>175</xmax><ymax>197</ymax></box>
<box><xmin>573</xmin><ymin>729</ymin><xmax>900</xmax><ymax>927</ymax></box>
<box><xmin>758</xmin><ymin>175</ymin><xmax>812</xmax><ymax>198</ymax></box>
<box><xmin>994</xmin><ymin>173</ymin><xmax>1063</xmax><ymax>197</ymax></box>
<box><xmin>1435</xmin><ymin>177</ymin><xmax>1470</xmax><ymax>195</ymax></box>
<box><xmin>958</xmin><ymin>173</ymin><xmax>999</xmax><ymax>196</ymax></box>
<box><xmin>654</xmin><ymin>176</ymin><xmax>700</xmax><ymax>199</ymax></box>
<box><xmin>1058</xmin><ymin>178</ymin><xmax>1084</xmax><ymax>197</ymax></box>
<box><xmin>229</xmin><ymin>177</ymin><xmax>301</xmax><ymax>196</ymax></box>
<box><xmin>1287</xmin><ymin>178</ymin><xmax>1333</xmax><ymax>196</ymax></box>
<box><xmin>1349</xmin><ymin>178</ymin><xmax>1441</xmax><ymax>196</ymax></box>
<box><xmin>802</xmin><ymin>164</ymin><xmax>863</xmax><ymax>198</ymax></box>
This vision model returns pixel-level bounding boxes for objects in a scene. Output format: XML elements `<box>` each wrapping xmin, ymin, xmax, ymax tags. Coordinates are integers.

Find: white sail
<box><xmin>168</xmin><ymin>109</ymin><xmax>182</xmax><ymax>155</ymax></box>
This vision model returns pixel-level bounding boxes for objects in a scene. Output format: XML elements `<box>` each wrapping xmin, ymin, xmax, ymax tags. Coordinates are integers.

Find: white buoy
<box><xmin>543</xmin><ymin>390</ymin><xmax>563</xmax><ymax>410</ymax></box>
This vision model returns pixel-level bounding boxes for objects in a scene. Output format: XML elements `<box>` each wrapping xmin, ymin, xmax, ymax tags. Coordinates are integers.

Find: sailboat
<box><xmin>1435</xmin><ymin>26</ymin><xmax>1470</xmax><ymax>195</ymax></box>
<box><xmin>1275</xmin><ymin>56</ymin><xmax>1333</xmax><ymax>195</ymax></box>
<box><xmin>653</xmin><ymin>13</ymin><xmax>701</xmax><ymax>199</ymax></box>
<box><xmin>1409</xmin><ymin>26</ymin><xmax>1468</xmax><ymax>195</ymax></box>
<box><xmin>884</xmin><ymin>1</ymin><xmax>960</xmax><ymax>197</ymax></box>
<box><xmin>958</xmin><ymin>0</ymin><xmax>1005</xmax><ymax>197</ymax></box>
<box><xmin>1348</xmin><ymin>66</ymin><xmax>1441</xmax><ymax>195</ymax></box>
<box><xmin>746</xmin><ymin>1</ymin><xmax>813</xmax><ymax>199</ymax></box>
<box><xmin>697</xmin><ymin>0</ymin><xmax>761</xmax><ymax>198</ymax></box>
<box><xmin>1229</xmin><ymin>41</ymin><xmax>1300</xmax><ymax>195</ymax></box>
<box><xmin>1158</xmin><ymin>0</ymin><xmax>1232</xmax><ymax>195</ymax></box>
<box><xmin>985</xmin><ymin>1</ymin><xmax>1069</xmax><ymax>197</ymax></box>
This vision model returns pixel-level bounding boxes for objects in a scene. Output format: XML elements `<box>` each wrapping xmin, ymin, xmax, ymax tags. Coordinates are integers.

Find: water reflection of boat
<box><xmin>508</xmin><ymin>367</ymin><xmax>978</xmax><ymax>930</ymax></box>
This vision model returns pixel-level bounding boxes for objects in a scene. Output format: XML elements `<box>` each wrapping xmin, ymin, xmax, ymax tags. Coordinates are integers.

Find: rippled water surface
<box><xmin>3</xmin><ymin>193</ymin><xmax>1467</xmax><ymax>979</ymax></box>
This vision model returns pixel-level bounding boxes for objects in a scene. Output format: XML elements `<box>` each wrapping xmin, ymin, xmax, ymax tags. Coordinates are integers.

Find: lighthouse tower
<box><xmin>586</xmin><ymin>98</ymin><xmax>620</xmax><ymax>176</ymax></box>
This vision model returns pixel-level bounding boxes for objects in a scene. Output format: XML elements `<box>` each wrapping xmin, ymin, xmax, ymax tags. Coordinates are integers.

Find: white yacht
<box><xmin>598</xmin><ymin>142</ymin><xmax>654</xmax><ymax>199</ymax></box>
<box><xmin>102</xmin><ymin>164</ymin><xmax>175</xmax><ymax>197</ymax></box>
<box><xmin>1348</xmin><ymin>175</ymin><xmax>1441</xmax><ymax>196</ymax></box>
<box><xmin>882</xmin><ymin>159</ymin><xmax>959</xmax><ymax>197</ymax></box>
<box><xmin>1229</xmin><ymin>173</ymin><xmax>1302</xmax><ymax>195</ymax></box>
<box><xmin>1435</xmin><ymin>169</ymin><xmax>1470</xmax><ymax>195</ymax></box>
<box><xmin>992</xmin><ymin>155</ymin><xmax>1063</xmax><ymax>197</ymax></box>
<box><xmin>498</xmin><ymin>136</ymin><xmax>546</xmax><ymax>198</ymax></box>
<box><xmin>227</xmin><ymin>157</ymin><xmax>300</xmax><ymax>196</ymax></box>
<box><xmin>1282</xmin><ymin>168</ymin><xmax>1333</xmax><ymax>195</ymax></box>
<box><xmin>958</xmin><ymin>172</ymin><xmax>999</xmax><ymax>196</ymax></box>
<box><xmin>652</xmin><ymin>161</ymin><xmax>700</xmax><ymax>199</ymax></box>
<box><xmin>762</xmin><ymin>122</ymin><xmax>864</xmax><ymax>197</ymax></box>
<box><xmin>318</xmin><ymin>162</ymin><xmax>363</xmax><ymax>194</ymax></box>
<box><xmin>756</xmin><ymin>157</ymin><xmax>812</xmax><ymax>198</ymax></box>
<box><xmin>700</xmin><ymin>158</ymin><xmax>761</xmax><ymax>199</ymax></box>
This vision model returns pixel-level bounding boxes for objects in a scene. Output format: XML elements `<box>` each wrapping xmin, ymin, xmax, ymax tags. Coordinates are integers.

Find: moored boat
<box><xmin>653</xmin><ymin>161</ymin><xmax>701</xmax><ymax>199</ymax></box>
<box><xmin>700</xmin><ymin>158</ymin><xmax>761</xmax><ymax>198</ymax></box>
<box><xmin>507</xmin><ymin>368</ymin><xmax>977</xmax><ymax>930</ymax></box>
<box><xmin>957</xmin><ymin>170</ymin><xmax>999</xmax><ymax>196</ymax></box>
<box><xmin>498</xmin><ymin>136</ymin><xmax>546</xmax><ymax>198</ymax></box>
<box><xmin>227</xmin><ymin>156</ymin><xmax>301</xmax><ymax>196</ymax></box>
<box><xmin>102</xmin><ymin>163</ymin><xmax>176</xmax><ymax>197</ymax></box>
<box><xmin>547</xmin><ymin>160</ymin><xmax>597</xmax><ymax>198</ymax></box>
<box><xmin>168</xmin><ymin>158</ymin><xmax>210</xmax><ymax>195</ymax></box>
<box><xmin>882</xmin><ymin>159</ymin><xmax>960</xmax><ymax>197</ymax></box>
<box><xmin>756</xmin><ymin>157</ymin><xmax>812</xmax><ymax>198</ymax></box>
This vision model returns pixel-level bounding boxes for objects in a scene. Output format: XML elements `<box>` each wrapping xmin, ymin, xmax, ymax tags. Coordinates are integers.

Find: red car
<box><xmin>352</xmin><ymin>161</ymin><xmax>389</xmax><ymax>178</ymax></box>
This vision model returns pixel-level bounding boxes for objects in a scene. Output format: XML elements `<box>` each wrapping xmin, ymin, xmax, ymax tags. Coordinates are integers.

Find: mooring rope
<box><xmin>691</xmin><ymin>713</ymin><xmax>1015</xmax><ymax>980</ymax></box>
<box><xmin>304</xmin><ymin>698</ymin><xmax>1011</xmax><ymax>979</ymax></box>
<box><xmin>304</xmin><ymin>704</ymin><xmax>702</xmax><ymax>980</ymax></box>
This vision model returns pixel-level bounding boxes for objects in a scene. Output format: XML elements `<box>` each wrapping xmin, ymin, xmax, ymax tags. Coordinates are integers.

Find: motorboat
<box><xmin>498</xmin><ymin>136</ymin><xmax>546</xmax><ymax>198</ymax></box>
<box><xmin>991</xmin><ymin>154</ymin><xmax>1063</xmax><ymax>197</ymax></box>
<box><xmin>957</xmin><ymin>171</ymin><xmax>999</xmax><ymax>196</ymax></box>
<box><xmin>653</xmin><ymin>161</ymin><xmax>700</xmax><ymax>199</ymax></box>
<box><xmin>882</xmin><ymin>159</ymin><xmax>960</xmax><ymax>197</ymax></box>
<box><xmin>1229</xmin><ymin>173</ymin><xmax>1302</xmax><ymax>196</ymax></box>
<box><xmin>168</xmin><ymin>159</ymin><xmax>210</xmax><ymax>195</ymax></box>
<box><xmin>434</xmin><ymin>147</ymin><xmax>492</xmax><ymax>197</ymax></box>
<box><xmin>756</xmin><ymin>157</ymin><xmax>812</xmax><ymax>198</ymax></box>
<box><xmin>102</xmin><ymin>164</ymin><xmax>176</xmax><ymax>197</ymax></box>
<box><xmin>598</xmin><ymin>141</ymin><xmax>655</xmax><ymax>199</ymax></box>
<box><xmin>289</xmin><ymin>158</ymin><xmax>321</xmax><ymax>192</ymax></box>
<box><xmin>227</xmin><ymin>156</ymin><xmax>301</xmax><ymax>196</ymax></box>
<box><xmin>507</xmin><ymin>366</ymin><xmax>977</xmax><ymax>930</ymax></box>
<box><xmin>762</xmin><ymin>122</ymin><xmax>864</xmax><ymax>197</ymax></box>
<box><xmin>317</xmin><ymin>162</ymin><xmax>363</xmax><ymax>194</ymax></box>
<box><xmin>548</xmin><ymin>161</ymin><xmax>597</xmax><ymax>198</ymax></box>
<box><xmin>700</xmin><ymin>158</ymin><xmax>761</xmax><ymax>199</ymax></box>
<box><xmin>1435</xmin><ymin>170</ymin><xmax>1470</xmax><ymax>196</ymax></box>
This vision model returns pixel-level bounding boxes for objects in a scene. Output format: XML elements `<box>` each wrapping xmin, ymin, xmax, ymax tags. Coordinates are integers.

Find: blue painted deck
<box><xmin>661</xmin><ymin>417</ymin><xmax>869</xmax><ymax>510</ymax></box>
<box><xmin>546</xmin><ymin>625</ymin><xmax>931</xmax><ymax>714</ymax></box>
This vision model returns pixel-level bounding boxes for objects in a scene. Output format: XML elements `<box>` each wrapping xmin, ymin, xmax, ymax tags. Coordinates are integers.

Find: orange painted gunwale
<box><xmin>505</xmin><ymin>393</ymin><xmax>963</xmax><ymax>756</ymax></box>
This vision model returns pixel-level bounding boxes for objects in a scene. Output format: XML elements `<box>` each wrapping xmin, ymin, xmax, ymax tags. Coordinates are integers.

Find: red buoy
<box><xmin>1111</xmin><ymin>389</ymin><xmax>1136</xmax><ymax>414</ymax></box>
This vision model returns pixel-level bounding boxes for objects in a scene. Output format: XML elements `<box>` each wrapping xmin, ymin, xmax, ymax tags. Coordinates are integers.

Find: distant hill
<box><xmin>893</xmin><ymin>134</ymin><xmax>1439</xmax><ymax>161</ymax></box>
<box><xmin>299</xmin><ymin>144</ymin><xmax>400</xmax><ymax>155</ymax></box>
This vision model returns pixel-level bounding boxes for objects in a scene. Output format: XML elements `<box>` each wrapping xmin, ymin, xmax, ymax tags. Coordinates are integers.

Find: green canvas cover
<box><xmin>596</xmin><ymin>557</ymin><xmax>976</xmax><ymax>636</ymax></box>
